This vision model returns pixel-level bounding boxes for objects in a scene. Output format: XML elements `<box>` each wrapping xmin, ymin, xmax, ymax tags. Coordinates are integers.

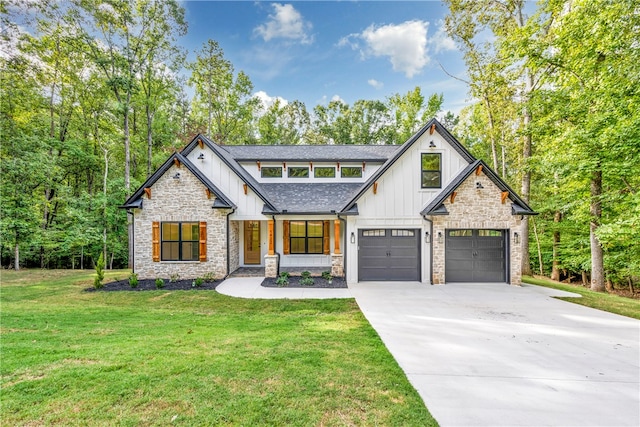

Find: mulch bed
<box><xmin>85</xmin><ymin>279</ymin><xmax>221</xmax><ymax>292</ymax></box>
<box><xmin>261</xmin><ymin>276</ymin><xmax>347</xmax><ymax>288</ymax></box>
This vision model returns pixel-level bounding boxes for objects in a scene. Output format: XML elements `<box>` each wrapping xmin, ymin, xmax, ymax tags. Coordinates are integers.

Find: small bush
<box><xmin>129</xmin><ymin>273</ymin><xmax>139</xmax><ymax>288</ymax></box>
<box><xmin>93</xmin><ymin>253</ymin><xmax>105</xmax><ymax>289</ymax></box>
<box><xmin>301</xmin><ymin>271</ymin><xmax>312</xmax><ymax>279</ymax></box>
<box><xmin>299</xmin><ymin>276</ymin><xmax>315</xmax><ymax>286</ymax></box>
<box><xmin>276</xmin><ymin>272</ymin><xmax>290</xmax><ymax>287</ymax></box>
<box><xmin>169</xmin><ymin>273</ymin><xmax>180</xmax><ymax>283</ymax></box>
<box><xmin>192</xmin><ymin>277</ymin><xmax>204</xmax><ymax>287</ymax></box>
<box><xmin>321</xmin><ymin>271</ymin><xmax>332</xmax><ymax>281</ymax></box>
<box><xmin>202</xmin><ymin>272</ymin><xmax>216</xmax><ymax>283</ymax></box>
<box><xmin>155</xmin><ymin>278</ymin><xmax>165</xmax><ymax>289</ymax></box>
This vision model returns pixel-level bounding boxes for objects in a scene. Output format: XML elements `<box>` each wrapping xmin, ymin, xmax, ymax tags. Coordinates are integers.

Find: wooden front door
<box><xmin>244</xmin><ymin>221</ymin><xmax>261</xmax><ymax>265</ymax></box>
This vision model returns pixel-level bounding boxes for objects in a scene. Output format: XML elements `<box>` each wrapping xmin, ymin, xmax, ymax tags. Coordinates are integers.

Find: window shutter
<box><xmin>199</xmin><ymin>221</ymin><xmax>207</xmax><ymax>262</ymax></box>
<box><xmin>283</xmin><ymin>220</ymin><xmax>290</xmax><ymax>255</ymax></box>
<box><xmin>323</xmin><ymin>220</ymin><xmax>330</xmax><ymax>255</ymax></box>
<box><xmin>152</xmin><ymin>221</ymin><xmax>160</xmax><ymax>262</ymax></box>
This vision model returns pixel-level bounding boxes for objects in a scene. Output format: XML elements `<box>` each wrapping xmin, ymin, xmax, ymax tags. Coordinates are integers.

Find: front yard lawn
<box><xmin>1</xmin><ymin>269</ymin><xmax>436</xmax><ymax>426</ymax></box>
<box><xmin>523</xmin><ymin>275</ymin><xmax>640</xmax><ymax>320</ymax></box>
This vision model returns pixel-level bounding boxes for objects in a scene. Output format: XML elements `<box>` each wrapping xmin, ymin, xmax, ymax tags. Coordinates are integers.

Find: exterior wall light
<box><xmin>429</xmin><ymin>140</ymin><xmax>436</xmax><ymax>148</ymax></box>
<box><xmin>350</xmin><ymin>232</ymin><xmax>356</xmax><ymax>244</ymax></box>
<box><xmin>425</xmin><ymin>231</ymin><xmax>431</xmax><ymax>243</ymax></box>
<box><xmin>514</xmin><ymin>232</ymin><xmax>520</xmax><ymax>244</ymax></box>
<box><xmin>437</xmin><ymin>231</ymin><xmax>443</xmax><ymax>243</ymax></box>
<box><xmin>476</xmin><ymin>182</ymin><xmax>484</xmax><ymax>189</ymax></box>
<box><xmin>197</xmin><ymin>153</ymin><xmax>205</xmax><ymax>160</ymax></box>
<box><xmin>172</xmin><ymin>173</ymin><xmax>181</xmax><ymax>179</ymax></box>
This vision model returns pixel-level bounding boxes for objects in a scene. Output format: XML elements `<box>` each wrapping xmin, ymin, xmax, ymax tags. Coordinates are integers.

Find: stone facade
<box><xmin>430</xmin><ymin>172</ymin><xmax>522</xmax><ymax>285</ymax></box>
<box><xmin>331</xmin><ymin>254</ymin><xmax>344</xmax><ymax>277</ymax></box>
<box><xmin>133</xmin><ymin>164</ymin><xmax>230</xmax><ymax>279</ymax></box>
<box><xmin>264</xmin><ymin>254</ymin><xmax>278</xmax><ymax>278</ymax></box>
<box><xmin>228</xmin><ymin>221</ymin><xmax>240</xmax><ymax>275</ymax></box>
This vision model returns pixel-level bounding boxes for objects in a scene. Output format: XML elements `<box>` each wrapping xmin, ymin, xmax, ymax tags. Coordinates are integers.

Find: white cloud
<box><xmin>331</xmin><ymin>94</ymin><xmax>345</xmax><ymax>104</ymax></box>
<box><xmin>254</xmin><ymin>90</ymin><xmax>288</xmax><ymax>112</ymax></box>
<box><xmin>430</xmin><ymin>20</ymin><xmax>456</xmax><ymax>53</ymax></box>
<box><xmin>368</xmin><ymin>79</ymin><xmax>384</xmax><ymax>89</ymax></box>
<box><xmin>254</xmin><ymin>3</ymin><xmax>313</xmax><ymax>44</ymax></box>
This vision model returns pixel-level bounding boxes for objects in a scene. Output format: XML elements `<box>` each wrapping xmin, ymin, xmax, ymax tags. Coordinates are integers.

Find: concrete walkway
<box><xmin>350</xmin><ymin>282</ymin><xmax>640</xmax><ymax>427</ymax></box>
<box><xmin>217</xmin><ymin>278</ymin><xmax>640</xmax><ymax>426</ymax></box>
<box><xmin>216</xmin><ymin>277</ymin><xmax>352</xmax><ymax>299</ymax></box>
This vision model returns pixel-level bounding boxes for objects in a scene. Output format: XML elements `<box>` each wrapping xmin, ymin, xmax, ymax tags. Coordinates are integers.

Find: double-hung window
<box><xmin>161</xmin><ymin>222</ymin><xmax>199</xmax><ymax>261</ymax></box>
<box><xmin>421</xmin><ymin>153</ymin><xmax>441</xmax><ymax>188</ymax></box>
<box><xmin>290</xmin><ymin>220</ymin><xmax>323</xmax><ymax>254</ymax></box>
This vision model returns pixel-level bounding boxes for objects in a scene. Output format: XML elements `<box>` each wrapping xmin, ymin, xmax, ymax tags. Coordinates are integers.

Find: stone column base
<box><xmin>264</xmin><ymin>254</ymin><xmax>279</xmax><ymax>278</ymax></box>
<box><xmin>331</xmin><ymin>253</ymin><xmax>344</xmax><ymax>278</ymax></box>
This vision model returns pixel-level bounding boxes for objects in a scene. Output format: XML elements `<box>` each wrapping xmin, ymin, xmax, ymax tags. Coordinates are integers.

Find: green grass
<box><xmin>523</xmin><ymin>276</ymin><xmax>640</xmax><ymax>320</ymax></box>
<box><xmin>0</xmin><ymin>269</ymin><xmax>436</xmax><ymax>426</ymax></box>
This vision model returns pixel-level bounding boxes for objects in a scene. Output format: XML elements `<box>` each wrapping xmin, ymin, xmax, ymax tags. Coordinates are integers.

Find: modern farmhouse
<box><xmin>122</xmin><ymin>118</ymin><xmax>535</xmax><ymax>284</ymax></box>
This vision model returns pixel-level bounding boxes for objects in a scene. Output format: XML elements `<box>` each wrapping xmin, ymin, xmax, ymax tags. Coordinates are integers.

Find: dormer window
<box><xmin>341</xmin><ymin>166</ymin><xmax>362</xmax><ymax>178</ymax></box>
<box><xmin>288</xmin><ymin>167</ymin><xmax>309</xmax><ymax>178</ymax></box>
<box><xmin>421</xmin><ymin>153</ymin><xmax>441</xmax><ymax>188</ymax></box>
<box><xmin>314</xmin><ymin>167</ymin><xmax>335</xmax><ymax>178</ymax></box>
<box><xmin>261</xmin><ymin>167</ymin><xmax>282</xmax><ymax>178</ymax></box>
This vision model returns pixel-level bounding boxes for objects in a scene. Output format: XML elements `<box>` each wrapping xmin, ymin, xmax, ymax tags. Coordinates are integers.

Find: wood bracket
<box><xmin>144</xmin><ymin>187</ymin><xmax>151</xmax><ymax>199</ymax></box>
<box><xmin>205</xmin><ymin>188</ymin><xmax>212</xmax><ymax>199</ymax></box>
<box><xmin>256</xmin><ymin>161</ymin><xmax>261</xmax><ymax>171</ymax></box>
<box><xmin>243</xmin><ymin>183</ymin><xmax>248</xmax><ymax>195</ymax></box>
<box><xmin>309</xmin><ymin>161</ymin><xmax>313</xmax><ymax>171</ymax></box>
<box><xmin>173</xmin><ymin>158</ymin><xmax>181</xmax><ymax>168</ymax></box>
<box><xmin>475</xmin><ymin>164</ymin><xmax>483</xmax><ymax>175</ymax></box>
<box><xmin>450</xmin><ymin>191</ymin><xmax>457</xmax><ymax>204</ymax></box>
<box><xmin>362</xmin><ymin>161</ymin><xmax>366</xmax><ymax>171</ymax></box>
<box><xmin>429</xmin><ymin>123</ymin><xmax>436</xmax><ymax>135</ymax></box>
<box><xmin>373</xmin><ymin>182</ymin><xmax>378</xmax><ymax>194</ymax></box>
<box><xmin>197</xmin><ymin>138</ymin><xmax>204</xmax><ymax>149</ymax></box>
<box><xmin>336</xmin><ymin>162</ymin><xmax>340</xmax><ymax>171</ymax></box>
<box><xmin>283</xmin><ymin>161</ymin><xmax>286</xmax><ymax>169</ymax></box>
<box><xmin>501</xmin><ymin>191</ymin><xmax>509</xmax><ymax>204</ymax></box>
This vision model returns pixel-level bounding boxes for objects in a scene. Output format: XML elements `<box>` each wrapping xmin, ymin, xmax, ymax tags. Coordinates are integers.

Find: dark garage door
<box><xmin>445</xmin><ymin>229</ymin><xmax>507</xmax><ymax>282</ymax></box>
<box><xmin>358</xmin><ymin>229</ymin><xmax>420</xmax><ymax>281</ymax></box>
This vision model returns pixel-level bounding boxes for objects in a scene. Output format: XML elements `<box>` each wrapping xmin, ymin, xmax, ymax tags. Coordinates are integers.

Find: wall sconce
<box><xmin>350</xmin><ymin>232</ymin><xmax>356</xmax><ymax>244</ymax></box>
<box><xmin>197</xmin><ymin>153</ymin><xmax>205</xmax><ymax>160</ymax></box>
<box><xmin>424</xmin><ymin>231</ymin><xmax>431</xmax><ymax>243</ymax></box>
<box><xmin>437</xmin><ymin>231</ymin><xmax>443</xmax><ymax>243</ymax></box>
<box><xmin>476</xmin><ymin>182</ymin><xmax>484</xmax><ymax>189</ymax></box>
<box><xmin>514</xmin><ymin>232</ymin><xmax>520</xmax><ymax>244</ymax></box>
<box><xmin>429</xmin><ymin>140</ymin><xmax>436</xmax><ymax>148</ymax></box>
<box><xmin>172</xmin><ymin>172</ymin><xmax>181</xmax><ymax>179</ymax></box>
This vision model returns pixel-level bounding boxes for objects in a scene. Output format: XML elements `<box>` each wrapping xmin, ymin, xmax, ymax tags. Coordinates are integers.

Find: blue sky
<box><xmin>180</xmin><ymin>1</ymin><xmax>470</xmax><ymax>114</ymax></box>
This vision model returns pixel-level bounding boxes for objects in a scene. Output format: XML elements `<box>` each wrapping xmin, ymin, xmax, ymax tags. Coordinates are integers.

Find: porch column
<box><xmin>268</xmin><ymin>219</ymin><xmax>274</xmax><ymax>255</ymax></box>
<box><xmin>331</xmin><ymin>219</ymin><xmax>344</xmax><ymax>277</ymax></box>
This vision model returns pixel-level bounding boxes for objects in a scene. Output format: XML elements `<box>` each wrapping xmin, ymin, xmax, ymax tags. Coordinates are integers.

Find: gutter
<box><xmin>337</xmin><ymin>214</ymin><xmax>347</xmax><ymax>279</ymax></box>
<box><xmin>223</xmin><ymin>207</ymin><xmax>236</xmax><ymax>280</ymax></box>
<box><xmin>422</xmin><ymin>215</ymin><xmax>434</xmax><ymax>285</ymax></box>
<box><xmin>272</xmin><ymin>215</ymin><xmax>280</xmax><ymax>276</ymax></box>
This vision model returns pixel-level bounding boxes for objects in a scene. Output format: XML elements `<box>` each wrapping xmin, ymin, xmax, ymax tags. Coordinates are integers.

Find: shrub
<box><xmin>192</xmin><ymin>277</ymin><xmax>204</xmax><ymax>287</ymax></box>
<box><xmin>202</xmin><ymin>272</ymin><xmax>216</xmax><ymax>283</ymax></box>
<box><xmin>129</xmin><ymin>273</ymin><xmax>139</xmax><ymax>288</ymax></box>
<box><xmin>276</xmin><ymin>272</ymin><xmax>290</xmax><ymax>287</ymax></box>
<box><xmin>93</xmin><ymin>253</ymin><xmax>105</xmax><ymax>289</ymax></box>
<box><xmin>299</xmin><ymin>276</ymin><xmax>315</xmax><ymax>286</ymax></box>
<box><xmin>301</xmin><ymin>271</ymin><xmax>312</xmax><ymax>279</ymax></box>
<box><xmin>169</xmin><ymin>273</ymin><xmax>180</xmax><ymax>283</ymax></box>
<box><xmin>321</xmin><ymin>271</ymin><xmax>332</xmax><ymax>281</ymax></box>
<box><xmin>155</xmin><ymin>278</ymin><xmax>165</xmax><ymax>289</ymax></box>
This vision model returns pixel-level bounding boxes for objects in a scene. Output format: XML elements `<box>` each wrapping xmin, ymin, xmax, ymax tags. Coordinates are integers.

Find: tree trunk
<box><xmin>14</xmin><ymin>242</ymin><xmax>20</xmax><ymax>271</ymax></box>
<box><xmin>551</xmin><ymin>211</ymin><xmax>562</xmax><ymax>281</ymax></box>
<box><xmin>520</xmin><ymin>71</ymin><xmax>534</xmax><ymax>277</ymax></box>
<box><xmin>532</xmin><ymin>217</ymin><xmax>544</xmax><ymax>275</ymax></box>
<box><xmin>102</xmin><ymin>147</ymin><xmax>109</xmax><ymax>263</ymax></box>
<box><xmin>590</xmin><ymin>168</ymin><xmax>605</xmax><ymax>292</ymax></box>
<box><xmin>146</xmin><ymin>104</ymin><xmax>153</xmax><ymax>178</ymax></box>
<box><xmin>124</xmin><ymin>105</ymin><xmax>134</xmax><ymax>269</ymax></box>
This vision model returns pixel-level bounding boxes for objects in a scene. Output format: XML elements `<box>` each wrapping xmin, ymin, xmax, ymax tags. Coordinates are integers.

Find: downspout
<box><xmin>337</xmin><ymin>214</ymin><xmax>347</xmax><ymax>279</ymax></box>
<box><xmin>127</xmin><ymin>210</ymin><xmax>135</xmax><ymax>274</ymax></box>
<box><xmin>224</xmin><ymin>208</ymin><xmax>236</xmax><ymax>279</ymax></box>
<box><xmin>422</xmin><ymin>215</ymin><xmax>433</xmax><ymax>285</ymax></box>
<box><xmin>272</xmin><ymin>215</ymin><xmax>280</xmax><ymax>276</ymax></box>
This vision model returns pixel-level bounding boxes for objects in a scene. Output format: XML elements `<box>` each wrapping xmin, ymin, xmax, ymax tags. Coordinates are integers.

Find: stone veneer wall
<box><xmin>228</xmin><ymin>221</ymin><xmax>240</xmax><ymax>274</ymax></box>
<box><xmin>133</xmin><ymin>164</ymin><xmax>230</xmax><ymax>279</ymax></box>
<box><xmin>431</xmin><ymin>172</ymin><xmax>522</xmax><ymax>285</ymax></box>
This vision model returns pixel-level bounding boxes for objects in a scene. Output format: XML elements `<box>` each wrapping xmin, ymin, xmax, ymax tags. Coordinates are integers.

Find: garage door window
<box><xmin>362</xmin><ymin>229</ymin><xmax>385</xmax><ymax>237</ymax></box>
<box><xmin>478</xmin><ymin>230</ymin><xmax>503</xmax><ymax>237</ymax></box>
<box><xmin>449</xmin><ymin>229</ymin><xmax>472</xmax><ymax>237</ymax></box>
<box><xmin>392</xmin><ymin>230</ymin><xmax>415</xmax><ymax>237</ymax></box>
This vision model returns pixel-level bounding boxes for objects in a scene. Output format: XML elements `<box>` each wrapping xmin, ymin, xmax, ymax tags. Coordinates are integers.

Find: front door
<box><xmin>244</xmin><ymin>221</ymin><xmax>261</xmax><ymax>265</ymax></box>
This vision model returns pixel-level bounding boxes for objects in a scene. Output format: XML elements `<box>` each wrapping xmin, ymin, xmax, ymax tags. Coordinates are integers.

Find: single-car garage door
<box><xmin>445</xmin><ymin>229</ymin><xmax>507</xmax><ymax>282</ymax></box>
<box><xmin>358</xmin><ymin>229</ymin><xmax>420</xmax><ymax>281</ymax></box>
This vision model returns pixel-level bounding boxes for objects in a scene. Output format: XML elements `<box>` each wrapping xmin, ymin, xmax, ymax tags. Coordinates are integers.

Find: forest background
<box><xmin>1</xmin><ymin>0</ymin><xmax>638</xmax><ymax>293</ymax></box>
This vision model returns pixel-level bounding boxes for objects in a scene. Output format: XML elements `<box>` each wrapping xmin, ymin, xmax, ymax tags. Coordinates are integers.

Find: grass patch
<box><xmin>523</xmin><ymin>276</ymin><xmax>640</xmax><ymax>320</ymax></box>
<box><xmin>1</xmin><ymin>269</ymin><xmax>436</xmax><ymax>426</ymax></box>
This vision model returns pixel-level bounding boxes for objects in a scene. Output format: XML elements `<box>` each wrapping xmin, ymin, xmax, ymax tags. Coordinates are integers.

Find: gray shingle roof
<box><xmin>223</xmin><ymin>145</ymin><xmax>400</xmax><ymax>161</ymax></box>
<box><xmin>260</xmin><ymin>183</ymin><xmax>362</xmax><ymax>214</ymax></box>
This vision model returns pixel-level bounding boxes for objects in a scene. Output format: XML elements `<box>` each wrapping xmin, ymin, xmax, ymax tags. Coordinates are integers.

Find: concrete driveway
<box><xmin>350</xmin><ymin>282</ymin><xmax>640</xmax><ymax>427</ymax></box>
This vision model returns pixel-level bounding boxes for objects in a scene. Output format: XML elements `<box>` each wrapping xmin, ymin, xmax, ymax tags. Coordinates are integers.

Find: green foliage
<box><xmin>129</xmin><ymin>273</ymin><xmax>138</xmax><ymax>288</ymax></box>
<box><xmin>192</xmin><ymin>277</ymin><xmax>204</xmax><ymax>287</ymax></box>
<box><xmin>169</xmin><ymin>273</ymin><xmax>180</xmax><ymax>283</ymax></box>
<box><xmin>275</xmin><ymin>272</ymin><xmax>290</xmax><ymax>287</ymax></box>
<box><xmin>202</xmin><ymin>272</ymin><xmax>216</xmax><ymax>283</ymax></box>
<box><xmin>155</xmin><ymin>278</ymin><xmax>165</xmax><ymax>289</ymax></box>
<box><xmin>93</xmin><ymin>253</ymin><xmax>105</xmax><ymax>289</ymax></box>
<box><xmin>299</xmin><ymin>276</ymin><xmax>315</xmax><ymax>286</ymax></box>
<box><xmin>321</xmin><ymin>271</ymin><xmax>332</xmax><ymax>281</ymax></box>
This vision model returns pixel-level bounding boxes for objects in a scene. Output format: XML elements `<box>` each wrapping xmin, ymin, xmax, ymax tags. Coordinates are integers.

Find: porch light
<box><xmin>437</xmin><ymin>231</ymin><xmax>443</xmax><ymax>243</ymax></box>
<box><xmin>429</xmin><ymin>140</ymin><xmax>436</xmax><ymax>148</ymax></box>
<box><xmin>197</xmin><ymin>153</ymin><xmax>205</xmax><ymax>160</ymax></box>
<box><xmin>424</xmin><ymin>231</ymin><xmax>431</xmax><ymax>243</ymax></box>
<box><xmin>172</xmin><ymin>173</ymin><xmax>181</xmax><ymax>179</ymax></box>
<box><xmin>350</xmin><ymin>232</ymin><xmax>356</xmax><ymax>244</ymax></box>
<box><xmin>514</xmin><ymin>232</ymin><xmax>520</xmax><ymax>244</ymax></box>
<box><xmin>476</xmin><ymin>182</ymin><xmax>484</xmax><ymax>189</ymax></box>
